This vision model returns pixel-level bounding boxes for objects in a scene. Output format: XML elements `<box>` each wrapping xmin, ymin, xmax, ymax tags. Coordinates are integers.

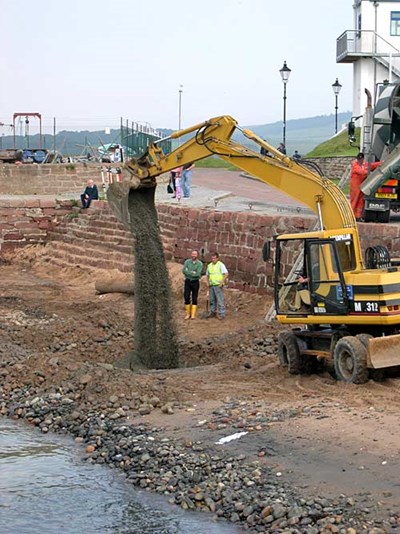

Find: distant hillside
<box><xmin>242</xmin><ymin>112</ymin><xmax>352</xmax><ymax>156</ymax></box>
<box><xmin>0</xmin><ymin>113</ymin><xmax>351</xmax><ymax>157</ymax></box>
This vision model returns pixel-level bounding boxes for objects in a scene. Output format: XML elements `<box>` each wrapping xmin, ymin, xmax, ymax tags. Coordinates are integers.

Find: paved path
<box><xmin>155</xmin><ymin>168</ymin><xmax>314</xmax><ymax>216</ymax></box>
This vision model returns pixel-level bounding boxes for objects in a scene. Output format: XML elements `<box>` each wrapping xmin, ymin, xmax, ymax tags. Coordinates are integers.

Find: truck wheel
<box><xmin>334</xmin><ymin>336</ymin><xmax>368</xmax><ymax>384</ymax></box>
<box><xmin>277</xmin><ymin>331</ymin><xmax>302</xmax><ymax>374</ymax></box>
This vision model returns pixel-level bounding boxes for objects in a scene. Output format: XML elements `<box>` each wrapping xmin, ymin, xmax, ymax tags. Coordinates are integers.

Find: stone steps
<box><xmin>49</xmin><ymin>226</ymin><xmax>133</xmax><ymax>250</ymax></box>
<box><xmin>47</xmin><ymin>241</ymin><xmax>133</xmax><ymax>272</ymax></box>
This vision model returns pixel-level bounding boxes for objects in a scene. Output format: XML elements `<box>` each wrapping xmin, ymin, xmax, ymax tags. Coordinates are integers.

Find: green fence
<box><xmin>120</xmin><ymin>119</ymin><xmax>171</xmax><ymax>158</ymax></box>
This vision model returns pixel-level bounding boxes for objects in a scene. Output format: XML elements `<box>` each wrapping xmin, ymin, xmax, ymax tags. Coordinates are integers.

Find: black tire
<box><xmin>356</xmin><ymin>333</ymin><xmax>373</xmax><ymax>350</ymax></box>
<box><xmin>277</xmin><ymin>331</ymin><xmax>302</xmax><ymax>374</ymax></box>
<box><xmin>334</xmin><ymin>336</ymin><xmax>368</xmax><ymax>384</ymax></box>
<box><xmin>356</xmin><ymin>334</ymin><xmax>385</xmax><ymax>381</ymax></box>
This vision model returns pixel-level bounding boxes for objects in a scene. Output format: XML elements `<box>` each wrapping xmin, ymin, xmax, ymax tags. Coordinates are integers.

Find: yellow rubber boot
<box><xmin>184</xmin><ymin>304</ymin><xmax>191</xmax><ymax>320</ymax></box>
<box><xmin>190</xmin><ymin>305</ymin><xmax>197</xmax><ymax>320</ymax></box>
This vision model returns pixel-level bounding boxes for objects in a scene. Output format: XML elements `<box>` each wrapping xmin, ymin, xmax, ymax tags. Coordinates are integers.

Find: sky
<box><xmin>0</xmin><ymin>0</ymin><xmax>354</xmax><ymax>134</ymax></box>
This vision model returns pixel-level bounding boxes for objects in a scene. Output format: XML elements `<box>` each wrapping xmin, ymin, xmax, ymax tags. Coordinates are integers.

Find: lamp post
<box><xmin>178</xmin><ymin>84</ymin><xmax>183</xmax><ymax>130</ymax></box>
<box><xmin>279</xmin><ymin>61</ymin><xmax>291</xmax><ymax>149</ymax></box>
<box><xmin>332</xmin><ymin>78</ymin><xmax>342</xmax><ymax>134</ymax></box>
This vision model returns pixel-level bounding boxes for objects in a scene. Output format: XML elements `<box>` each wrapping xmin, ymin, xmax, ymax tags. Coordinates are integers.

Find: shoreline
<box><xmin>0</xmin><ymin>259</ymin><xmax>399</xmax><ymax>533</ymax></box>
<box><xmin>0</xmin><ymin>352</ymin><xmax>394</xmax><ymax>533</ymax></box>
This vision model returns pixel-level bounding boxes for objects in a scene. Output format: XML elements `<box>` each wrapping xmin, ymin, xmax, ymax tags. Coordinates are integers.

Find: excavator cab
<box><xmin>275</xmin><ymin>234</ymin><xmax>353</xmax><ymax>318</ymax></box>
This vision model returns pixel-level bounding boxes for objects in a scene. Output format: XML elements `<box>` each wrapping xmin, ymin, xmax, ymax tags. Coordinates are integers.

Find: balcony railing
<box><xmin>337</xmin><ymin>29</ymin><xmax>400</xmax><ymax>66</ymax></box>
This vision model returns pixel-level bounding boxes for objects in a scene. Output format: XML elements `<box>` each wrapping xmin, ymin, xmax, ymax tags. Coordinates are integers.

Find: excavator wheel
<box><xmin>356</xmin><ymin>334</ymin><xmax>385</xmax><ymax>381</ymax></box>
<box><xmin>333</xmin><ymin>336</ymin><xmax>369</xmax><ymax>384</ymax></box>
<box><xmin>277</xmin><ymin>331</ymin><xmax>306</xmax><ymax>375</ymax></box>
<box><xmin>355</xmin><ymin>333</ymin><xmax>373</xmax><ymax>350</ymax></box>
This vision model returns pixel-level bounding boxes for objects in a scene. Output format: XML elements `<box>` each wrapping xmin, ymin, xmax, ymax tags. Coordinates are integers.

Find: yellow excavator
<box><xmin>108</xmin><ymin>115</ymin><xmax>400</xmax><ymax>384</ymax></box>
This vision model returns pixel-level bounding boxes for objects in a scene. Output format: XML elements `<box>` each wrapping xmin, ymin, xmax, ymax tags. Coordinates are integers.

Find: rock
<box><xmin>79</xmin><ymin>374</ymin><xmax>92</xmax><ymax>385</ymax></box>
<box><xmin>272</xmin><ymin>503</ymin><xmax>287</xmax><ymax>519</ymax></box>
<box><xmin>149</xmin><ymin>396</ymin><xmax>161</xmax><ymax>407</ymax></box>
<box><xmin>261</xmin><ymin>506</ymin><xmax>273</xmax><ymax>518</ymax></box>
<box><xmin>139</xmin><ymin>405</ymin><xmax>151</xmax><ymax>416</ymax></box>
<box><xmin>161</xmin><ymin>404</ymin><xmax>174</xmax><ymax>415</ymax></box>
<box><xmin>86</xmin><ymin>444</ymin><xmax>95</xmax><ymax>453</ymax></box>
<box><xmin>230</xmin><ymin>512</ymin><xmax>240</xmax><ymax>522</ymax></box>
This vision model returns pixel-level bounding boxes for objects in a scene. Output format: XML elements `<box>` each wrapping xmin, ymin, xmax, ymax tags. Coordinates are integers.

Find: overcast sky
<box><xmin>0</xmin><ymin>0</ymin><xmax>354</xmax><ymax>133</ymax></box>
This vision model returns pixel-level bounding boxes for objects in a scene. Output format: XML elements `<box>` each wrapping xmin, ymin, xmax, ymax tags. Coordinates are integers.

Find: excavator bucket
<box><xmin>106</xmin><ymin>163</ymin><xmax>156</xmax><ymax>231</ymax></box>
<box><xmin>367</xmin><ymin>333</ymin><xmax>400</xmax><ymax>369</ymax></box>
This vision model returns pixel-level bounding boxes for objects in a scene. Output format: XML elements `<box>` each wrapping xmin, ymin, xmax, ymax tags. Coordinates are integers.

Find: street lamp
<box><xmin>332</xmin><ymin>78</ymin><xmax>342</xmax><ymax>134</ymax></box>
<box><xmin>178</xmin><ymin>84</ymin><xmax>183</xmax><ymax>130</ymax></box>
<box><xmin>279</xmin><ymin>61</ymin><xmax>291</xmax><ymax>149</ymax></box>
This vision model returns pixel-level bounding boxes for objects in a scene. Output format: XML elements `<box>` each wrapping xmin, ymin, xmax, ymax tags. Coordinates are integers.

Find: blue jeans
<box><xmin>209</xmin><ymin>285</ymin><xmax>225</xmax><ymax>317</ymax></box>
<box><xmin>181</xmin><ymin>170</ymin><xmax>192</xmax><ymax>198</ymax></box>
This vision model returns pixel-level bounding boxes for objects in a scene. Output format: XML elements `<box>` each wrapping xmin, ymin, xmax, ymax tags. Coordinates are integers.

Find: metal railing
<box><xmin>337</xmin><ymin>30</ymin><xmax>400</xmax><ymax>68</ymax></box>
<box><xmin>120</xmin><ymin>119</ymin><xmax>172</xmax><ymax>159</ymax></box>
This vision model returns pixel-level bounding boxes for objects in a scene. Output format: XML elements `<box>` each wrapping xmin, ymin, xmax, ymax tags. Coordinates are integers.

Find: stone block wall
<box><xmin>0</xmin><ymin>163</ymin><xmax>105</xmax><ymax>195</ymax></box>
<box><xmin>307</xmin><ymin>156</ymin><xmax>353</xmax><ymax>181</ymax></box>
<box><xmin>3</xmin><ymin>200</ymin><xmax>400</xmax><ymax>294</ymax></box>
<box><xmin>0</xmin><ymin>198</ymin><xmax>75</xmax><ymax>252</ymax></box>
<box><xmin>46</xmin><ymin>201</ymin><xmax>134</xmax><ymax>272</ymax></box>
<box><xmin>157</xmin><ymin>205</ymin><xmax>315</xmax><ymax>292</ymax></box>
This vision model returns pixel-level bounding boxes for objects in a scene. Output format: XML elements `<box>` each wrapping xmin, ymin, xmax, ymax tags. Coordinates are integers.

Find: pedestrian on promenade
<box><xmin>206</xmin><ymin>252</ymin><xmax>229</xmax><ymax>320</ymax></box>
<box><xmin>277</xmin><ymin>143</ymin><xmax>286</xmax><ymax>155</ymax></box>
<box><xmin>181</xmin><ymin>162</ymin><xmax>195</xmax><ymax>198</ymax></box>
<box><xmin>350</xmin><ymin>152</ymin><xmax>380</xmax><ymax>221</ymax></box>
<box><xmin>175</xmin><ymin>171</ymin><xmax>183</xmax><ymax>201</ymax></box>
<box><xmin>80</xmin><ymin>179</ymin><xmax>99</xmax><ymax>208</ymax></box>
<box><xmin>168</xmin><ymin>166</ymin><xmax>182</xmax><ymax>198</ymax></box>
<box><xmin>292</xmin><ymin>150</ymin><xmax>301</xmax><ymax>161</ymax></box>
<box><xmin>182</xmin><ymin>250</ymin><xmax>203</xmax><ymax>320</ymax></box>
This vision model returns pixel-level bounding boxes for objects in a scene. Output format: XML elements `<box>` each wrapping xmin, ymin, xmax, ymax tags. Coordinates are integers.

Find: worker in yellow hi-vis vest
<box><xmin>206</xmin><ymin>252</ymin><xmax>229</xmax><ymax>320</ymax></box>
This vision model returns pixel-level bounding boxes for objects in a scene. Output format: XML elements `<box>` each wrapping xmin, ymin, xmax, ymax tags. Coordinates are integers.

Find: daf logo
<box><xmin>369</xmin><ymin>203</ymin><xmax>386</xmax><ymax>210</ymax></box>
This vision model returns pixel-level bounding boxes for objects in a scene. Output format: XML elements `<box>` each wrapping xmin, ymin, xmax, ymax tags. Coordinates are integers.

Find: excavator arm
<box><xmin>124</xmin><ymin>115</ymin><xmax>356</xmax><ymax>232</ymax></box>
<box><xmin>108</xmin><ymin>115</ymin><xmax>362</xmax><ymax>268</ymax></box>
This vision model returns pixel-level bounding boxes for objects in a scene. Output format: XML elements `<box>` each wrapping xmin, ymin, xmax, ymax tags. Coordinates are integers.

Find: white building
<box><xmin>337</xmin><ymin>0</ymin><xmax>400</xmax><ymax>117</ymax></box>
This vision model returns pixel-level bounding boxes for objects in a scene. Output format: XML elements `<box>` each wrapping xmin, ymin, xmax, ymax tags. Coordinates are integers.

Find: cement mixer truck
<box><xmin>356</xmin><ymin>82</ymin><xmax>400</xmax><ymax>222</ymax></box>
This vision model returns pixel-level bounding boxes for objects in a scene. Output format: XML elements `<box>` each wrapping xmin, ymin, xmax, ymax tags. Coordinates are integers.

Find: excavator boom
<box><xmin>125</xmin><ymin>116</ymin><xmax>356</xmax><ymax>229</ymax></box>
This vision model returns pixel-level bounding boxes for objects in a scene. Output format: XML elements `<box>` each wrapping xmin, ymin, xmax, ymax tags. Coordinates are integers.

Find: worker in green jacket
<box><xmin>182</xmin><ymin>250</ymin><xmax>203</xmax><ymax>320</ymax></box>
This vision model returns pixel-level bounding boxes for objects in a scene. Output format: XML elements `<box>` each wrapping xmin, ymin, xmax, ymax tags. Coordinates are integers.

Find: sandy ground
<box><xmin>1</xmin><ymin>248</ymin><xmax>400</xmax><ymax>524</ymax></box>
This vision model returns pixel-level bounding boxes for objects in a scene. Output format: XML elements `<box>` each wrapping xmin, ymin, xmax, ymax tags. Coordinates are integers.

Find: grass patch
<box><xmin>305</xmin><ymin>128</ymin><xmax>361</xmax><ymax>158</ymax></box>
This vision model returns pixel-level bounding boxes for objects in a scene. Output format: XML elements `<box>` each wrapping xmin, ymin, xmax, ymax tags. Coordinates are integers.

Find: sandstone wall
<box><xmin>0</xmin><ymin>198</ymin><xmax>74</xmax><ymax>253</ymax></box>
<box><xmin>3</xmin><ymin>200</ymin><xmax>400</xmax><ymax>295</ymax></box>
<box><xmin>0</xmin><ymin>163</ymin><xmax>103</xmax><ymax>195</ymax></box>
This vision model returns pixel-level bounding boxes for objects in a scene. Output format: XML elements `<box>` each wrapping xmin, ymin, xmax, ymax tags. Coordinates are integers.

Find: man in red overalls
<box><xmin>350</xmin><ymin>152</ymin><xmax>381</xmax><ymax>221</ymax></box>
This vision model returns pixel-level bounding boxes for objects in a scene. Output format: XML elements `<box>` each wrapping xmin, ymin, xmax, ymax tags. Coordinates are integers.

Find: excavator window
<box><xmin>336</xmin><ymin>240</ymin><xmax>356</xmax><ymax>272</ymax></box>
<box><xmin>306</xmin><ymin>240</ymin><xmax>348</xmax><ymax>315</ymax></box>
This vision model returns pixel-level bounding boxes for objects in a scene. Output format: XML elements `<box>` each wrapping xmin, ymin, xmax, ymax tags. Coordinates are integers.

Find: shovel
<box><xmin>201</xmin><ymin>292</ymin><xmax>209</xmax><ymax>320</ymax></box>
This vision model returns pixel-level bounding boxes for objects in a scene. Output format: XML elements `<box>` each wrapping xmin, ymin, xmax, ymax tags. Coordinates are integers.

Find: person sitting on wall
<box><xmin>80</xmin><ymin>179</ymin><xmax>99</xmax><ymax>208</ymax></box>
